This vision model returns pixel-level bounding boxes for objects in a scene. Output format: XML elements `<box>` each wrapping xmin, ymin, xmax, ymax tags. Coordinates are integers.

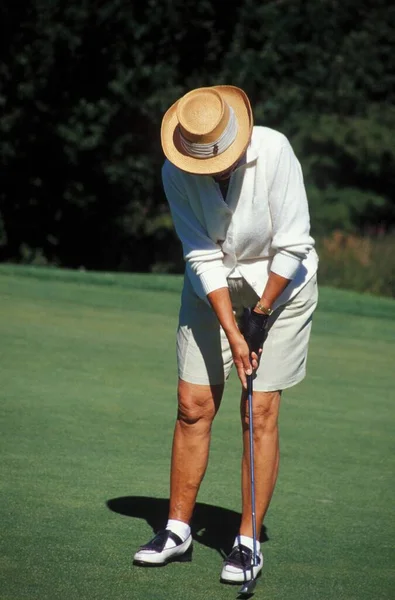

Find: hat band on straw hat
<box><xmin>161</xmin><ymin>85</ymin><xmax>252</xmax><ymax>174</ymax></box>
<box><xmin>178</xmin><ymin>106</ymin><xmax>238</xmax><ymax>159</ymax></box>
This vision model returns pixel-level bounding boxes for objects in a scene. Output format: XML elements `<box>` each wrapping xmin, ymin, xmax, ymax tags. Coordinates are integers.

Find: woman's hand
<box><xmin>227</xmin><ymin>330</ymin><xmax>260</xmax><ymax>389</ymax></box>
<box><xmin>243</xmin><ymin>307</ymin><xmax>269</xmax><ymax>359</ymax></box>
<box><xmin>206</xmin><ymin>287</ymin><xmax>264</xmax><ymax>388</ymax></box>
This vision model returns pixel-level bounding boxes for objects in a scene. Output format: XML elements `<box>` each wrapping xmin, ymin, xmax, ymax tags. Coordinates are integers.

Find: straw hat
<box><xmin>161</xmin><ymin>85</ymin><xmax>253</xmax><ymax>175</ymax></box>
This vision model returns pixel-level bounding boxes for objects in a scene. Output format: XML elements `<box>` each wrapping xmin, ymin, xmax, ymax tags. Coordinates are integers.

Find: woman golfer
<box><xmin>133</xmin><ymin>85</ymin><xmax>318</xmax><ymax>584</ymax></box>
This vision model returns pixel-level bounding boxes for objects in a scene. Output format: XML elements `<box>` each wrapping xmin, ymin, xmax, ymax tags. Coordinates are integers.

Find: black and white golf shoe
<box><xmin>133</xmin><ymin>530</ymin><xmax>193</xmax><ymax>566</ymax></box>
<box><xmin>220</xmin><ymin>543</ymin><xmax>263</xmax><ymax>584</ymax></box>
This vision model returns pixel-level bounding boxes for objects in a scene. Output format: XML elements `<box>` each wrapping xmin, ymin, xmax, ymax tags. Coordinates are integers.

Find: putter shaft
<box><xmin>238</xmin><ymin>373</ymin><xmax>258</xmax><ymax>597</ymax></box>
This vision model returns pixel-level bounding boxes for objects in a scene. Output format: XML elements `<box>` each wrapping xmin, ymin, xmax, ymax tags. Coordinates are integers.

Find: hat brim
<box><xmin>161</xmin><ymin>86</ymin><xmax>253</xmax><ymax>175</ymax></box>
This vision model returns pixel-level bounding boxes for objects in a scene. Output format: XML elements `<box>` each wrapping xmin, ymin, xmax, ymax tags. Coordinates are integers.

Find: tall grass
<box><xmin>316</xmin><ymin>231</ymin><xmax>395</xmax><ymax>298</ymax></box>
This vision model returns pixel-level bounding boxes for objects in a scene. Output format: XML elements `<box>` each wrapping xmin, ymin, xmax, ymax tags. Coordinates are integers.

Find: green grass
<box><xmin>0</xmin><ymin>264</ymin><xmax>394</xmax><ymax>600</ymax></box>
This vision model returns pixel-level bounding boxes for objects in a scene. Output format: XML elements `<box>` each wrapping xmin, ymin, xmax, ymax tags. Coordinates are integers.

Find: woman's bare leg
<box><xmin>239</xmin><ymin>390</ymin><xmax>281</xmax><ymax>536</ymax></box>
<box><xmin>169</xmin><ymin>378</ymin><xmax>224</xmax><ymax>523</ymax></box>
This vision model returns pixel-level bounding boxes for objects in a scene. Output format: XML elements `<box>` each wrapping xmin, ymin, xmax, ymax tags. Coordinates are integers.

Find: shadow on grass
<box><xmin>107</xmin><ymin>496</ymin><xmax>268</xmax><ymax>558</ymax></box>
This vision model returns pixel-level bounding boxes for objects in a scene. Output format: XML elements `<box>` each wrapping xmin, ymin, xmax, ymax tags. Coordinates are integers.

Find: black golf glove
<box><xmin>243</xmin><ymin>307</ymin><xmax>269</xmax><ymax>358</ymax></box>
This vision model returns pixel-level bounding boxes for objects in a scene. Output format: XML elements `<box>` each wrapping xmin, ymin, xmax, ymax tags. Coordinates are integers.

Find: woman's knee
<box><xmin>177</xmin><ymin>379</ymin><xmax>223</xmax><ymax>426</ymax></box>
<box><xmin>241</xmin><ymin>390</ymin><xmax>281</xmax><ymax>433</ymax></box>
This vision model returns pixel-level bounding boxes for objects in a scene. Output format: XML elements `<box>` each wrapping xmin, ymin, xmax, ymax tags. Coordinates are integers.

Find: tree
<box><xmin>0</xmin><ymin>0</ymin><xmax>394</xmax><ymax>271</ymax></box>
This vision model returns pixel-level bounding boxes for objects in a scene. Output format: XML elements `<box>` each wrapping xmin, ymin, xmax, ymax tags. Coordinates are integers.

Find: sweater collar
<box><xmin>245</xmin><ymin>137</ymin><xmax>259</xmax><ymax>165</ymax></box>
<box><xmin>231</xmin><ymin>138</ymin><xmax>258</xmax><ymax>176</ymax></box>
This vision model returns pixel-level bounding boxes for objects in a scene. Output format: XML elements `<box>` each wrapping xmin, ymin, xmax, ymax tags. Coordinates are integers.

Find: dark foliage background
<box><xmin>1</xmin><ymin>0</ymin><xmax>394</xmax><ymax>292</ymax></box>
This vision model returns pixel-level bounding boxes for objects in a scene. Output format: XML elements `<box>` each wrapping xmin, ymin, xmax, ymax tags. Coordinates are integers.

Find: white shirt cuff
<box><xmin>271</xmin><ymin>252</ymin><xmax>302</xmax><ymax>280</ymax></box>
<box><xmin>200</xmin><ymin>266</ymin><xmax>229</xmax><ymax>295</ymax></box>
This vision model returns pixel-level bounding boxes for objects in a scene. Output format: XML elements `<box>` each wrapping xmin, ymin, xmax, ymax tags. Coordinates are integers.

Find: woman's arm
<box><xmin>162</xmin><ymin>161</ymin><xmax>228</xmax><ymax>295</ymax></box>
<box><xmin>261</xmin><ymin>137</ymin><xmax>314</xmax><ymax>312</ymax></box>
<box><xmin>268</xmin><ymin>138</ymin><xmax>314</xmax><ymax>276</ymax></box>
<box><xmin>255</xmin><ymin>272</ymin><xmax>291</xmax><ymax>314</ymax></box>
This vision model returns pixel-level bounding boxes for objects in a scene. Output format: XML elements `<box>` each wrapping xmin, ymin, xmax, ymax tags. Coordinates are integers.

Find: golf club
<box><xmin>238</xmin><ymin>372</ymin><xmax>258</xmax><ymax>597</ymax></box>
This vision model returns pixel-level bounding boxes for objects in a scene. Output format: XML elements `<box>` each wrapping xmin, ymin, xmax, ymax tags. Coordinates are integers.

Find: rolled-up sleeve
<box><xmin>162</xmin><ymin>162</ymin><xmax>228</xmax><ymax>295</ymax></box>
<box><xmin>268</xmin><ymin>139</ymin><xmax>315</xmax><ymax>280</ymax></box>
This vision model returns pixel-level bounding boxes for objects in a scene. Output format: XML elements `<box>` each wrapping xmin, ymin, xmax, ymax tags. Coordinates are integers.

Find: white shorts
<box><xmin>177</xmin><ymin>274</ymin><xmax>318</xmax><ymax>392</ymax></box>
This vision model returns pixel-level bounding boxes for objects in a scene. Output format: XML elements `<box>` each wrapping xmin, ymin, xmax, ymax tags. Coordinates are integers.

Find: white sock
<box><xmin>165</xmin><ymin>519</ymin><xmax>191</xmax><ymax>548</ymax></box>
<box><xmin>234</xmin><ymin>534</ymin><xmax>260</xmax><ymax>556</ymax></box>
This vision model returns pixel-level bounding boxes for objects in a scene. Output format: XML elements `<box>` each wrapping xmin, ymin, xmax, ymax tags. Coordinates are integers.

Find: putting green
<box><xmin>0</xmin><ymin>266</ymin><xmax>394</xmax><ymax>599</ymax></box>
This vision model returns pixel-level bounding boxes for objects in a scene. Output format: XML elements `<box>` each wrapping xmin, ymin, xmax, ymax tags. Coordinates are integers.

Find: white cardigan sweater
<box><xmin>162</xmin><ymin>126</ymin><xmax>318</xmax><ymax>309</ymax></box>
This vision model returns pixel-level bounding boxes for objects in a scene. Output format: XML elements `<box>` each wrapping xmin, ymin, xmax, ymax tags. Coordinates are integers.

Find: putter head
<box><xmin>238</xmin><ymin>578</ymin><xmax>256</xmax><ymax>597</ymax></box>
